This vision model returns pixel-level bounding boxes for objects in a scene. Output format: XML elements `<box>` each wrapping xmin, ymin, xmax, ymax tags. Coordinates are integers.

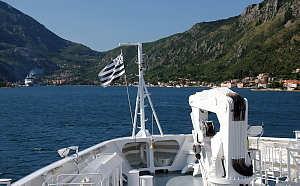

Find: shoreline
<box><xmin>250</xmin><ymin>88</ymin><xmax>300</xmax><ymax>92</ymax></box>
<box><xmin>2</xmin><ymin>85</ymin><xmax>300</xmax><ymax>92</ymax></box>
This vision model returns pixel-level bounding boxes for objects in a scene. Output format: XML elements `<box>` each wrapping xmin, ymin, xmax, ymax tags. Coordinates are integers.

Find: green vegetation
<box><xmin>140</xmin><ymin>10</ymin><xmax>300</xmax><ymax>84</ymax></box>
<box><xmin>0</xmin><ymin>81</ymin><xmax>7</xmax><ymax>87</ymax></box>
<box><xmin>267</xmin><ymin>81</ymin><xmax>284</xmax><ymax>89</ymax></box>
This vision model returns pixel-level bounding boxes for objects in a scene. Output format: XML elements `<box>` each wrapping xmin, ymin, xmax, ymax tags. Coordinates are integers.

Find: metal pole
<box><xmin>119</xmin><ymin>43</ymin><xmax>163</xmax><ymax>138</ymax></box>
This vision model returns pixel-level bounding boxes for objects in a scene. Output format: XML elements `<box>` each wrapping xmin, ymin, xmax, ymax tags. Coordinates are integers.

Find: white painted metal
<box><xmin>139</xmin><ymin>175</ymin><xmax>153</xmax><ymax>186</ymax></box>
<box><xmin>286</xmin><ymin>140</ymin><xmax>300</xmax><ymax>183</ymax></box>
<box><xmin>128</xmin><ymin>169</ymin><xmax>139</xmax><ymax>186</ymax></box>
<box><xmin>119</xmin><ymin>43</ymin><xmax>163</xmax><ymax>138</ymax></box>
<box><xmin>294</xmin><ymin>130</ymin><xmax>300</xmax><ymax>140</ymax></box>
<box><xmin>248</xmin><ymin>137</ymin><xmax>300</xmax><ymax>185</ymax></box>
<box><xmin>189</xmin><ymin>87</ymin><xmax>253</xmax><ymax>185</ymax></box>
<box><xmin>0</xmin><ymin>179</ymin><xmax>11</xmax><ymax>186</ymax></box>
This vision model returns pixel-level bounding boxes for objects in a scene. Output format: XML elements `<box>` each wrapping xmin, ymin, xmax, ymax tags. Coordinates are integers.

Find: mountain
<box><xmin>0</xmin><ymin>0</ymin><xmax>105</xmax><ymax>83</ymax></box>
<box><xmin>103</xmin><ymin>0</ymin><xmax>299</xmax><ymax>84</ymax></box>
<box><xmin>136</xmin><ymin>0</ymin><xmax>300</xmax><ymax>83</ymax></box>
<box><xmin>0</xmin><ymin>0</ymin><xmax>299</xmax><ymax>84</ymax></box>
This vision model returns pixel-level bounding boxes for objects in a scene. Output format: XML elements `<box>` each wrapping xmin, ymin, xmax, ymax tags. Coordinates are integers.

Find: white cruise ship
<box><xmin>24</xmin><ymin>74</ymin><xmax>36</xmax><ymax>87</ymax></box>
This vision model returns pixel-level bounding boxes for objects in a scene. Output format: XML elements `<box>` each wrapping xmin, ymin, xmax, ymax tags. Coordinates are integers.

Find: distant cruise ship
<box><xmin>24</xmin><ymin>74</ymin><xmax>35</xmax><ymax>86</ymax></box>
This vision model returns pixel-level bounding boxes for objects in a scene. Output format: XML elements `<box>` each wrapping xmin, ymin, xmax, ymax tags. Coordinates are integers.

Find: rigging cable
<box><xmin>125</xmin><ymin>75</ymin><xmax>134</xmax><ymax>126</ymax></box>
<box><xmin>125</xmin><ymin>73</ymin><xmax>140</xmax><ymax>169</ymax></box>
<box><xmin>152</xmin><ymin>112</ymin><xmax>154</xmax><ymax>135</ymax></box>
<box><xmin>121</xmin><ymin>49</ymin><xmax>134</xmax><ymax>126</ymax></box>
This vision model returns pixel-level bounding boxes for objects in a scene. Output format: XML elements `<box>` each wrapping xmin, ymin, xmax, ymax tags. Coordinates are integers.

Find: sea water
<box><xmin>0</xmin><ymin>86</ymin><xmax>299</xmax><ymax>182</ymax></box>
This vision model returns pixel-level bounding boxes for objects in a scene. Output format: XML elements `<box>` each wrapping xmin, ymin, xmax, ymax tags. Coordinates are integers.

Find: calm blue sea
<box><xmin>0</xmin><ymin>86</ymin><xmax>299</xmax><ymax>182</ymax></box>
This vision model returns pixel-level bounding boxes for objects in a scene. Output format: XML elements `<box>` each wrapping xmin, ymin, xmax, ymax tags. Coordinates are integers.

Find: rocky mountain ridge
<box><xmin>239</xmin><ymin>0</ymin><xmax>300</xmax><ymax>25</ymax></box>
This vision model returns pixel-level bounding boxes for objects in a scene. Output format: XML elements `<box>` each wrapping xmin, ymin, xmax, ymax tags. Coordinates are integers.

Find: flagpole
<box><xmin>119</xmin><ymin>43</ymin><xmax>163</xmax><ymax>138</ymax></box>
<box><xmin>137</xmin><ymin>43</ymin><xmax>146</xmax><ymax>137</ymax></box>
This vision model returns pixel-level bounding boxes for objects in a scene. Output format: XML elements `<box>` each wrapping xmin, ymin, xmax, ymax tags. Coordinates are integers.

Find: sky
<box><xmin>4</xmin><ymin>0</ymin><xmax>262</xmax><ymax>52</ymax></box>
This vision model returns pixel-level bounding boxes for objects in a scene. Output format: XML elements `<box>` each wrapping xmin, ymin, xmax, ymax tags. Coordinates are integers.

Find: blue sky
<box><xmin>5</xmin><ymin>0</ymin><xmax>262</xmax><ymax>52</ymax></box>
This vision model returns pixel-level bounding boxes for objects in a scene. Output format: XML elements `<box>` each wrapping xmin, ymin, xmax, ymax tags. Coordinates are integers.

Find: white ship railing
<box><xmin>42</xmin><ymin>152</ymin><xmax>123</xmax><ymax>186</ymax></box>
<box><xmin>294</xmin><ymin>131</ymin><xmax>300</xmax><ymax>141</ymax></box>
<box><xmin>286</xmin><ymin>140</ymin><xmax>300</xmax><ymax>183</ymax></box>
<box><xmin>248</xmin><ymin>136</ymin><xmax>300</xmax><ymax>185</ymax></box>
<box><xmin>0</xmin><ymin>179</ymin><xmax>11</xmax><ymax>186</ymax></box>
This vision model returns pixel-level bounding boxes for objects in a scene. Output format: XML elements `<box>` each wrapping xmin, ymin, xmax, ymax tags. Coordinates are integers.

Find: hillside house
<box><xmin>221</xmin><ymin>82</ymin><xmax>237</xmax><ymax>88</ymax></box>
<box><xmin>237</xmin><ymin>82</ymin><xmax>244</xmax><ymax>88</ymax></box>
<box><xmin>292</xmin><ymin>68</ymin><xmax>300</xmax><ymax>73</ymax></box>
<box><xmin>286</xmin><ymin>80</ymin><xmax>300</xmax><ymax>90</ymax></box>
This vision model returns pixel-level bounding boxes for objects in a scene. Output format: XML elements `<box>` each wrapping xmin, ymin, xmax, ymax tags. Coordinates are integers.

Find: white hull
<box><xmin>25</xmin><ymin>83</ymin><xmax>34</xmax><ymax>87</ymax></box>
<box><xmin>10</xmin><ymin>134</ymin><xmax>299</xmax><ymax>186</ymax></box>
<box><xmin>12</xmin><ymin>134</ymin><xmax>194</xmax><ymax>186</ymax></box>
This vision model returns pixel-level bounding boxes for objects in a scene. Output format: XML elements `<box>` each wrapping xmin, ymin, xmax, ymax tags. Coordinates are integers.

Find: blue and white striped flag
<box><xmin>98</xmin><ymin>54</ymin><xmax>125</xmax><ymax>87</ymax></box>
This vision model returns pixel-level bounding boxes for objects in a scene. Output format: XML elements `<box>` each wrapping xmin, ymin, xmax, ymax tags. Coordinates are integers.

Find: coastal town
<box><xmin>145</xmin><ymin>68</ymin><xmax>300</xmax><ymax>91</ymax></box>
<box><xmin>1</xmin><ymin>68</ymin><xmax>300</xmax><ymax>91</ymax></box>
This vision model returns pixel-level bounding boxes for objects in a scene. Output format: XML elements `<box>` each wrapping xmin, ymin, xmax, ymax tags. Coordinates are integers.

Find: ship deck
<box><xmin>123</xmin><ymin>171</ymin><xmax>203</xmax><ymax>186</ymax></box>
<box><xmin>153</xmin><ymin>171</ymin><xmax>204</xmax><ymax>186</ymax></box>
<box><xmin>125</xmin><ymin>170</ymin><xmax>282</xmax><ymax>186</ymax></box>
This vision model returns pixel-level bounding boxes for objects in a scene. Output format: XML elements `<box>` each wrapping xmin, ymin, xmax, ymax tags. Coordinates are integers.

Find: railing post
<box><xmin>294</xmin><ymin>131</ymin><xmax>299</xmax><ymax>140</ymax></box>
<box><xmin>287</xmin><ymin>148</ymin><xmax>291</xmax><ymax>182</ymax></box>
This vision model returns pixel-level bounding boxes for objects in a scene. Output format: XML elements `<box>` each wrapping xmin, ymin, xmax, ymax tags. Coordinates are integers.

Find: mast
<box><xmin>119</xmin><ymin>43</ymin><xmax>163</xmax><ymax>138</ymax></box>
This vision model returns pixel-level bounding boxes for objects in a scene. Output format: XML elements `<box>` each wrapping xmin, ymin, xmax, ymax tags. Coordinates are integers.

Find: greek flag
<box><xmin>98</xmin><ymin>54</ymin><xmax>125</xmax><ymax>87</ymax></box>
